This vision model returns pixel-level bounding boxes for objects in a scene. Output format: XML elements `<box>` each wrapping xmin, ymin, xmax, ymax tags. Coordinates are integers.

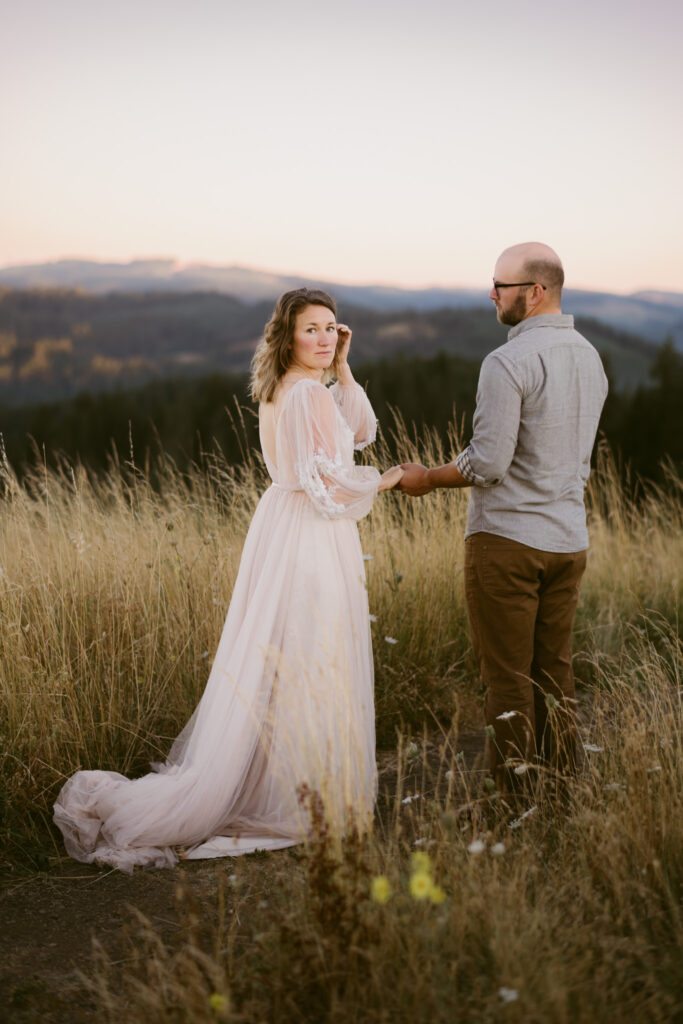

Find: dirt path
<box><xmin>0</xmin><ymin>731</ymin><xmax>486</xmax><ymax>1022</ymax></box>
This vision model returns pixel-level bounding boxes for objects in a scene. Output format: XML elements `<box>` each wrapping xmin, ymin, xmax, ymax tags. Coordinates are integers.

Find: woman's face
<box><xmin>290</xmin><ymin>304</ymin><xmax>338</xmax><ymax>375</ymax></box>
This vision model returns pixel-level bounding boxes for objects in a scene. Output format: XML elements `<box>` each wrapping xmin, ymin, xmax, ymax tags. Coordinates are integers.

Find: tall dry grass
<box><xmin>78</xmin><ymin>637</ymin><xmax>682</xmax><ymax>1023</ymax></box>
<box><xmin>0</xmin><ymin>418</ymin><xmax>681</xmax><ymax>866</ymax></box>
<box><xmin>1</xmin><ymin>413</ymin><xmax>681</xmax><ymax>1020</ymax></box>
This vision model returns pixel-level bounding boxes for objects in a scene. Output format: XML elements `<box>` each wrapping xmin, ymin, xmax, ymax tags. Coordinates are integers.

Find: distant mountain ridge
<box><xmin>0</xmin><ymin>287</ymin><xmax>662</xmax><ymax>407</ymax></box>
<box><xmin>1</xmin><ymin>258</ymin><xmax>681</xmax><ymax>348</ymax></box>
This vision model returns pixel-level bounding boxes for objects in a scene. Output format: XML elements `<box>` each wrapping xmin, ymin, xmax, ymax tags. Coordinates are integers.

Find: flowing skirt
<box><xmin>53</xmin><ymin>485</ymin><xmax>377</xmax><ymax>873</ymax></box>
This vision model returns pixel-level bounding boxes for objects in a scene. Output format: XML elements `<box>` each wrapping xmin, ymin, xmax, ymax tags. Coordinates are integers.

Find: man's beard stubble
<box><xmin>497</xmin><ymin>291</ymin><xmax>529</xmax><ymax>326</ymax></box>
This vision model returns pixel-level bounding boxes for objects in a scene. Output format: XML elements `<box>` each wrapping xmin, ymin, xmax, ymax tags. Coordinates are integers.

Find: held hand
<box><xmin>396</xmin><ymin>463</ymin><xmax>434</xmax><ymax>496</ymax></box>
<box><xmin>378</xmin><ymin>465</ymin><xmax>404</xmax><ymax>492</ymax></box>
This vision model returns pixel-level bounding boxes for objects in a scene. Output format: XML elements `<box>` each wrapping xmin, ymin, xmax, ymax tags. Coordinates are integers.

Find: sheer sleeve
<box><xmin>329</xmin><ymin>381</ymin><xmax>378</xmax><ymax>450</ymax></box>
<box><xmin>280</xmin><ymin>380</ymin><xmax>381</xmax><ymax>520</ymax></box>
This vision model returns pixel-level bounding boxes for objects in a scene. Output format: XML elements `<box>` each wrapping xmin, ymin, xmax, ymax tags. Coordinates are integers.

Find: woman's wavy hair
<box><xmin>250</xmin><ymin>287</ymin><xmax>339</xmax><ymax>403</ymax></box>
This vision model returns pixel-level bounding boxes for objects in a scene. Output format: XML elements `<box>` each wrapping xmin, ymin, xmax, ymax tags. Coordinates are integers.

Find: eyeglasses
<box><xmin>492</xmin><ymin>280</ymin><xmax>547</xmax><ymax>298</ymax></box>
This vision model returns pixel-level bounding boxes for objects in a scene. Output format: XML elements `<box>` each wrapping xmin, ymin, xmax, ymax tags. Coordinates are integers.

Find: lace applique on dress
<box><xmin>296</xmin><ymin>449</ymin><xmax>348</xmax><ymax>519</ymax></box>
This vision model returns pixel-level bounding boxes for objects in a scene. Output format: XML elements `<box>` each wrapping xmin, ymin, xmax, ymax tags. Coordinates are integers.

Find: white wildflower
<box><xmin>583</xmin><ymin>743</ymin><xmax>604</xmax><ymax>753</ymax></box>
<box><xmin>362</xmin><ymin>553</ymin><xmax>373</xmax><ymax>561</ymax></box>
<box><xmin>368</xmin><ymin>614</ymin><xmax>377</xmax><ymax>622</ymax></box>
<box><xmin>445</xmin><ymin>770</ymin><xmax>454</xmax><ymax>780</ymax></box>
<box><xmin>496</xmin><ymin>710</ymin><xmax>519</xmax><ymax>720</ymax></box>
<box><xmin>513</xmin><ymin>763</ymin><xmax>530</xmax><ymax>776</ymax></box>
<box><xmin>402</xmin><ymin>793</ymin><xmax>421</xmax><ymax>805</ymax></box>
<box><xmin>412</xmin><ymin>837</ymin><xmax>436</xmax><ymax>848</ymax></box>
<box><xmin>648</xmin><ymin>765</ymin><xmax>662</xmax><ymax>773</ymax></box>
<box><xmin>498</xmin><ymin>987</ymin><xmax>519</xmax><ymax>1003</ymax></box>
<box><xmin>384</xmin><ymin>636</ymin><xmax>398</xmax><ymax>644</ymax></box>
<box><xmin>467</xmin><ymin>839</ymin><xmax>485</xmax><ymax>855</ymax></box>
<box><xmin>603</xmin><ymin>783</ymin><xmax>624</xmax><ymax>792</ymax></box>
<box><xmin>200</xmin><ymin>650</ymin><xmax>209</xmax><ymax>659</ymax></box>
<box><xmin>490</xmin><ymin>842</ymin><xmax>505</xmax><ymax>856</ymax></box>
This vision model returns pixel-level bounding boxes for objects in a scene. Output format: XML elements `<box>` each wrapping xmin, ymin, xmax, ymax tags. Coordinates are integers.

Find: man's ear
<box><xmin>528</xmin><ymin>284</ymin><xmax>545</xmax><ymax>309</ymax></box>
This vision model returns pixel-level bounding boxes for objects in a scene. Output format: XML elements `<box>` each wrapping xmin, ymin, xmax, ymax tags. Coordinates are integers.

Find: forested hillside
<box><xmin>0</xmin><ymin>288</ymin><xmax>662</xmax><ymax>405</ymax></box>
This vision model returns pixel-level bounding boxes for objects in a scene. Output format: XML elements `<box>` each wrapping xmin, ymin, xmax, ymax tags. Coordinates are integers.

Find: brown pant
<box><xmin>464</xmin><ymin>532</ymin><xmax>586</xmax><ymax>793</ymax></box>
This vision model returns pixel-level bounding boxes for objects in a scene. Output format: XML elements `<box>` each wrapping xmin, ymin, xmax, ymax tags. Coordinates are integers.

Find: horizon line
<box><xmin>0</xmin><ymin>254</ymin><xmax>679</xmax><ymax>299</ymax></box>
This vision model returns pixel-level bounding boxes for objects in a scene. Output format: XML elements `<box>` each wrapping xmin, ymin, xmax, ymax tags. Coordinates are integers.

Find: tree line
<box><xmin>0</xmin><ymin>342</ymin><xmax>681</xmax><ymax>488</ymax></box>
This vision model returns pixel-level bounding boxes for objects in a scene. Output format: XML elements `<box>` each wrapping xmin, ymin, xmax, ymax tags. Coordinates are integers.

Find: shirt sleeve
<box><xmin>329</xmin><ymin>381</ymin><xmax>378</xmax><ymax>450</ymax></box>
<box><xmin>280</xmin><ymin>380</ymin><xmax>381</xmax><ymax>520</ymax></box>
<box><xmin>457</xmin><ymin>353</ymin><xmax>523</xmax><ymax>487</ymax></box>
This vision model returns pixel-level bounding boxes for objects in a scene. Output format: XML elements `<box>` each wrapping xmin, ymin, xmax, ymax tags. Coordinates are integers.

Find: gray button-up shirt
<box><xmin>455</xmin><ymin>314</ymin><xmax>608</xmax><ymax>553</ymax></box>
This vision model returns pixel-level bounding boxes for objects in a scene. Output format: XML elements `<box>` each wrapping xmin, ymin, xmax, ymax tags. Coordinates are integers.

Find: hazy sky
<box><xmin>3</xmin><ymin>0</ymin><xmax>682</xmax><ymax>292</ymax></box>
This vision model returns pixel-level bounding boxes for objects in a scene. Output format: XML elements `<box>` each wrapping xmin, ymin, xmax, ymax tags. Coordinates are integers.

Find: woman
<box><xmin>54</xmin><ymin>288</ymin><xmax>401</xmax><ymax>872</ymax></box>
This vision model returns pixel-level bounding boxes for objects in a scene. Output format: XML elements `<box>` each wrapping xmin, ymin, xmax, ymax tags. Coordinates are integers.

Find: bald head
<box><xmin>496</xmin><ymin>242</ymin><xmax>564</xmax><ymax>301</ymax></box>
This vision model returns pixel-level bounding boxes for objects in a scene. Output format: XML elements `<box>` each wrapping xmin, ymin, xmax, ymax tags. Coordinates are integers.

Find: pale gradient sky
<box><xmin>2</xmin><ymin>0</ymin><xmax>682</xmax><ymax>292</ymax></box>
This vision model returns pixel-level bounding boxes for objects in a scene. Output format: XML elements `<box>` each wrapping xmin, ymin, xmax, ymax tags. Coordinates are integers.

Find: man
<box><xmin>398</xmin><ymin>242</ymin><xmax>608</xmax><ymax>797</ymax></box>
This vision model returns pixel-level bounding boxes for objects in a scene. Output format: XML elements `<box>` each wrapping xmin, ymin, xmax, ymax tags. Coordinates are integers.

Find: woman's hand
<box><xmin>378</xmin><ymin>465</ymin><xmax>405</xmax><ymax>492</ymax></box>
<box><xmin>334</xmin><ymin>324</ymin><xmax>354</xmax><ymax>385</ymax></box>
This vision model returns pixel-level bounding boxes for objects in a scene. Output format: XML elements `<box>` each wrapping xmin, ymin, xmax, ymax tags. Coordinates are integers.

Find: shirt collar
<box><xmin>507</xmin><ymin>313</ymin><xmax>574</xmax><ymax>340</ymax></box>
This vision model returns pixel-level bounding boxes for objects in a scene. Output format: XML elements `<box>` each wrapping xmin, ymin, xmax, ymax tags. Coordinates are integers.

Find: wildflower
<box><xmin>490</xmin><ymin>842</ymin><xmax>505</xmax><ymax>856</ymax></box>
<box><xmin>498</xmin><ymin>987</ymin><xmax>519</xmax><ymax>1003</ymax></box>
<box><xmin>513</xmin><ymin>763</ymin><xmax>530</xmax><ymax>776</ymax></box>
<box><xmin>200</xmin><ymin>650</ymin><xmax>209</xmax><ymax>659</ymax></box>
<box><xmin>384</xmin><ymin>636</ymin><xmax>398</xmax><ymax>644</ymax></box>
<box><xmin>362</xmin><ymin>553</ymin><xmax>373</xmax><ymax>561</ymax></box>
<box><xmin>208</xmin><ymin>992</ymin><xmax>229</xmax><ymax>1013</ymax></box>
<box><xmin>509</xmin><ymin>805</ymin><xmax>537</xmax><ymax>830</ymax></box>
<box><xmin>412</xmin><ymin>837</ymin><xmax>436</xmax><ymax>848</ymax></box>
<box><xmin>603</xmin><ymin>783</ymin><xmax>624</xmax><ymax>792</ymax></box>
<box><xmin>402</xmin><ymin>792</ymin><xmax>421</xmax><ymax>804</ymax></box>
<box><xmin>409</xmin><ymin>871</ymin><xmax>433</xmax><ymax>900</ymax></box>
<box><xmin>648</xmin><ymin>765</ymin><xmax>662</xmax><ymax>773</ymax></box>
<box><xmin>445</xmin><ymin>769</ymin><xmax>454</xmax><ymax>779</ymax></box>
<box><xmin>467</xmin><ymin>839</ymin><xmax>485</xmax><ymax>855</ymax></box>
<box><xmin>429</xmin><ymin>885</ymin><xmax>446</xmax><ymax>905</ymax></box>
<box><xmin>496</xmin><ymin>710</ymin><xmax>518</xmax><ymax>720</ymax></box>
<box><xmin>371</xmin><ymin>875</ymin><xmax>392</xmax><ymax>904</ymax></box>
<box><xmin>369</xmin><ymin>614</ymin><xmax>377</xmax><ymax>622</ymax></box>
<box><xmin>583</xmin><ymin>743</ymin><xmax>603</xmax><ymax>753</ymax></box>
<box><xmin>411</xmin><ymin>851</ymin><xmax>431</xmax><ymax>872</ymax></box>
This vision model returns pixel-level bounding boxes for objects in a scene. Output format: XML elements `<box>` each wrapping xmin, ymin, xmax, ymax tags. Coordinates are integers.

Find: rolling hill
<box><xmin>1</xmin><ymin>257</ymin><xmax>681</xmax><ymax>348</ymax></box>
<box><xmin>0</xmin><ymin>287</ymin><xmax>662</xmax><ymax>406</ymax></box>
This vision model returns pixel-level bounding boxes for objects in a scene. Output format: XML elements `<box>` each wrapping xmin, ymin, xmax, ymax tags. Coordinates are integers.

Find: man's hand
<box><xmin>396</xmin><ymin>463</ymin><xmax>434</xmax><ymax>496</ymax></box>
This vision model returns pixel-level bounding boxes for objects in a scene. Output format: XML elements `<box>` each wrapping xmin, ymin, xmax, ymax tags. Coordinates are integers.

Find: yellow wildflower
<box><xmin>371</xmin><ymin>874</ymin><xmax>392</xmax><ymax>904</ymax></box>
<box><xmin>411</xmin><ymin>851</ymin><xmax>431</xmax><ymax>873</ymax></box>
<box><xmin>429</xmin><ymin>885</ymin><xmax>446</xmax><ymax>905</ymax></box>
<box><xmin>409</xmin><ymin>871</ymin><xmax>433</xmax><ymax>900</ymax></box>
<box><xmin>208</xmin><ymin>992</ymin><xmax>229</xmax><ymax>1013</ymax></box>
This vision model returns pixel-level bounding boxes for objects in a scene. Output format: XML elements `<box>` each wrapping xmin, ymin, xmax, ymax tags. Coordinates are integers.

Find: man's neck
<box><xmin>524</xmin><ymin>305</ymin><xmax>563</xmax><ymax>319</ymax></box>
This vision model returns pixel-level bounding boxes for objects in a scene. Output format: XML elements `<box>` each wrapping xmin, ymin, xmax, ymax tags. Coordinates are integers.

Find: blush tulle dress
<box><xmin>53</xmin><ymin>379</ymin><xmax>381</xmax><ymax>872</ymax></box>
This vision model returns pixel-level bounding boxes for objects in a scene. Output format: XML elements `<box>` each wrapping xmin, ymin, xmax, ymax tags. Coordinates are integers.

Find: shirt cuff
<box><xmin>455</xmin><ymin>447</ymin><xmax>477</xmax><ymax>484</ymax></box>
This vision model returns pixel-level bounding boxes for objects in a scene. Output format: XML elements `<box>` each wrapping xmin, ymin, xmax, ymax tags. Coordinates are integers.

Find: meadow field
<box><xmin>0</xmin><ymin>418</ymin><xmax>681</xmax><ymax>1022</ymax></box>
